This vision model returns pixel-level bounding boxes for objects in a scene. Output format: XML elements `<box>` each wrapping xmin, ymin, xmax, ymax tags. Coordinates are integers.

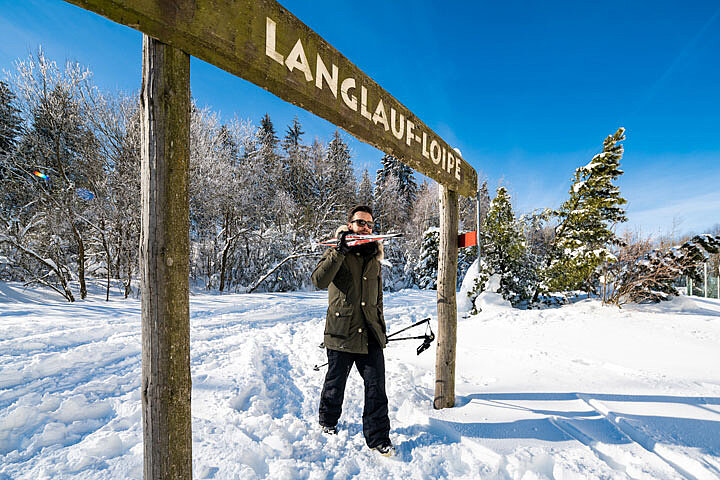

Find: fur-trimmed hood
<box><xmin>335</xmin><ymin>225</ymin><xmax>384</xmax><ymax>263</ymax></box>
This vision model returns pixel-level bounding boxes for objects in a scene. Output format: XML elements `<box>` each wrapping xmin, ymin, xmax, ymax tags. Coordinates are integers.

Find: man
<box><xmin>311</xmin><ymin>205</ymin><xmax>394</xmax><ymax>456</ymax></box>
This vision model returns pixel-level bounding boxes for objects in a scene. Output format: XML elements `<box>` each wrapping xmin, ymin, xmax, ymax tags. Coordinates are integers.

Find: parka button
<box><xmin>335</xmin><ymin>312</ymin><xmax>340</xmax><ymax>316</ymax></box>
<box><xmin>361</xmin><ymin>301</ymin><xmax>366</xmax><ymax>306</ymax></box>
<box><xmin>356</xmin><ymin>252</ymin><xmax>360</xmax><ymax>256</ymax></box>
<box><xmin>363</xmin><ymin>276</ymin><xmax>367</xmax><ymax>280</ymax></box>
<box><xmin>358</xmin><ymin>328</ymin><xmax>363</xmax><ymax>333</ymax></box>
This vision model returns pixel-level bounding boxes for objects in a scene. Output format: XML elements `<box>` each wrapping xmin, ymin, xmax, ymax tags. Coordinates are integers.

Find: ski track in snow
<box><xmin>1</xmin><ymin>282</ymin><xmax>719</xmax><ymax>479</ymax></box>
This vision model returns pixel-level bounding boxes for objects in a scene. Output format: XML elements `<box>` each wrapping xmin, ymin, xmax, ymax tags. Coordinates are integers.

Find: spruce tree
<box><xmin>259</xmin><ymin>113</ymin><xmax>278</xmax><ymax>149</ymax></box>
<box><xmin>470</xmin><ymin>187</ymin><xmax>533</xmax><ymax>306</ymax></box>
<box><xmin>0</xmin><ymin>80</ymin><xmax>23</xmax><ymax>155</ymax></box>
<box><xmin>281</xmin><ymin>117</ymin><xmax>312</xmax><ymax>211</ymax></box>
<box><xmin>283</xmin><ymin>116</ymin><xmax>304</xmax><ymax>150</ymax></box>
<box><xmin>414</xmin><ymin>227</ymin><xmax>439</xmax><ymax>289</ymax></box>
<box><xmin>375</xmin><ymin>153</ymin><xmax>417</xmax><ymax>223</ymax></box>
<box><xmin>543</xmin><ymin>128</ymin><xmax>628</xmax><ymax>294</ymax></box>
<box><xmin>357</xmin><ymin>168</ymin><xmax>374</xmax><ymax>207</ymax></box>
<box><xmin>326</xmin><ymin>130</ymin><xmax>356</xmax><ymax>215</ymax></box>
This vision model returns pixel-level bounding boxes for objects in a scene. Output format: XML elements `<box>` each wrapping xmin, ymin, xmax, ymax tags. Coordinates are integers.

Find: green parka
<box><xmin>311</xmin><ymin>226</ymin><xmax>386</xmax><ymax>354</ymax></box>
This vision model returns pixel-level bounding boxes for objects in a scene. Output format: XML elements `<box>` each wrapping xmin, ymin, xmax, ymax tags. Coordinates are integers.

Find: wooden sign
<box><xmin>62</xmin><ymin>0</ymin><xmax>477</xmax><ymax>196</ymax></box>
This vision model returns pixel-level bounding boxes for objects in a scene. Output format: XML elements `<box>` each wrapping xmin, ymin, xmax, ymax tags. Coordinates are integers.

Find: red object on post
<box><xmin>457</xmin><ymin>231</ymin><xmax>477</xmax><ymax>248</ymax></box>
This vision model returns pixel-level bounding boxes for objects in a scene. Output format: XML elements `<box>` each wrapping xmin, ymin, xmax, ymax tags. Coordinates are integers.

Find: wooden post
<box><xmin>434</xmin><ymin>185</ymin><xmax>459</xmax><ymax>409</ymax></box>
<box><xmin>703</xmin><ymin>262</ymin><xmax>708</xmax><ymax>298</ymax></box>
<box><xmin>140</xmin><ymin>35</ymin><xmax>192</xmax><ymax>480</ymax></box>
<box><xmin>476</xmin><ymin>191</ymin><xmax>482</xmax><ymax>276</ymax></box>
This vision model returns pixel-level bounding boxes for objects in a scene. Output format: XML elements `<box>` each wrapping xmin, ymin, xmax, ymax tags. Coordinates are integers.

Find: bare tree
<box><xmin>3</xmin><ymin>49</ymin><xmax>99</xmax><ymax>300</ymax></box>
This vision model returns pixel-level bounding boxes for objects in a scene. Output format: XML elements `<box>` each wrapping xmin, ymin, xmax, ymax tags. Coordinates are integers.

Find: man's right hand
<box><xmin>336</xmin><ymin>231</ymin><xmax>351</xmax><ymax>255</ymax></box>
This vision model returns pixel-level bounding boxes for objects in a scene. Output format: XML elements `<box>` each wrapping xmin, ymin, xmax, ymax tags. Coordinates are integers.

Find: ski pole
<box><xmin>314</xmin><ymin>318</ymin><xmax>435</xmax><ymax>371</ymax></box>
<box><xmin>386</xmin><ymin>317</ymin><xmax>431</xmax><ymax>340</ymax></box>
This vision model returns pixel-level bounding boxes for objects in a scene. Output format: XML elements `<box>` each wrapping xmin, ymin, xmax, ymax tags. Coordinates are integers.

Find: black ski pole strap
<box><xmin>386</xmin><ymin>334</ymin><xmax>429</xmax><ymax>342</ymax></box>
<box><xmin>386</xmin><ymin>317</ymin><xmax>431</xmax><ymax>339</ymax></box>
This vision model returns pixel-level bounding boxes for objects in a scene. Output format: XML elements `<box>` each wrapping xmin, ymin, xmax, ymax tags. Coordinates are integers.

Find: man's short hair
<box><xmin>348</xmin><ymin>205</ymin><xmax>373</xmax><ymax>222</ymax></box>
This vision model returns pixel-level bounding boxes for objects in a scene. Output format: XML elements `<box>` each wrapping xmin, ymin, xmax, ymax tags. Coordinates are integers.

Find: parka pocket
<box><xmin>325</xmin><ymin>305</ymin><xmax>353</xmax><ymax>338</ymax></box>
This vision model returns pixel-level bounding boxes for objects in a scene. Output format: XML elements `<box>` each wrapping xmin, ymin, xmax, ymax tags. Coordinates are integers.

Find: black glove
<box><xmin>336</xmin><ymin>230</ymin><xmax>351</xmax><ymax>255</ymax></box>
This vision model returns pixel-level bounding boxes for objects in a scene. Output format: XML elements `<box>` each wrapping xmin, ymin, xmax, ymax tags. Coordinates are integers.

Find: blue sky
<box><xmin>1</xmin><ymin>0</ymin><xmax>719</xmax><ymax>238</ymax></box>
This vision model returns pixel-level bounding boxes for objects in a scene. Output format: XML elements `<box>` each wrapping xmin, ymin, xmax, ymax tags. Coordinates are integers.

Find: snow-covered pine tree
<box><xmin>0</xmin><ymin>80</ymin><xmax>23</xmax><ymax>155</ymax></box>
<box><xmin>373</xmin><ymin>174</ymin><xmax>404</xmax><ymax>232</ymax></box>
<box><xmin>357</xmin><ymin>168</ymin><xmax>374</xmax><ymax>207</ymax></box>
<box><xmin>468</xmin><ymin>187</ymin><xmax>533</xmax><ymax>307</ymax></box>
<box><xmin>413</xmin><ymin>225</ymin><xmax>482</xmax><ymax>291</ymax></box>
<box><xmin>281</xmin><ymin>117</ymin><xmax>315</xmax><ymax>225</ymax></box>
<box><xmin>283</xmin><ymin>116</ymin><xmax>304</xmax><ymax>150</ymax></box>
<box><xmin>0</xmin><ymin>80</ymin><xmax>24</xmax><ymax>217</ymax></box>
<box><xmin>414</xmin><ymin>227</ymin><xmax>439</xmax><ymax>289</ymax></box>
<box><xmin>541</xmin><ymin>128</ymin><xmax>628</xmax><ymax>296</ymax></box>
<box><xmin>326</xmin><ymin>130</ymin><xmax>356</xmax><ymax>216</ymax></box>
<box><xmin>375</xmin><ymin>153</ymin><xmax>417</xmax><ymax>225</ymax></box>
<box><xmin>259</xmin><ymin>113</ymin><xmax>279</xmax><ymax>150</ymax></box>
<box><xmin>307</xmin><ymin>139</ymin><xmax>342</xmax><ymax>237</ymax></box>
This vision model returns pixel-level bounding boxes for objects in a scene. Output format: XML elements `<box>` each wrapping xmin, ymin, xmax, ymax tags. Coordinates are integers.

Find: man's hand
<box><xmin>336</xmin><ymin>230</ymin><xmax>351</xmax><ymax>255</ymax></box>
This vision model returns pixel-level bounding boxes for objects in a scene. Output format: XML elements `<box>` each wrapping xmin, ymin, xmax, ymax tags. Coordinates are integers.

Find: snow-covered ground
<box><xmin>1</xmin><ymin>281</ymin><xmax>719</xmax><ymax>479</ymax></box>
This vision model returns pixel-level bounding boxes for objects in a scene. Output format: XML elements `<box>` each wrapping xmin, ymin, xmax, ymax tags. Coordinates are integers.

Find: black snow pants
<box><xmin>318</xmin><ymin>335</ymin><xmax>390</xmax><ymax>448</ymax></box>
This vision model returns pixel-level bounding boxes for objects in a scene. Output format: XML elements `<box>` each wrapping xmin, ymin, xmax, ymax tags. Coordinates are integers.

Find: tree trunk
<box><xmin>140</xmin><ymin>35</ymin><xmax>192</xmax><ymax>480</ymax></box>
<box><xmin>71</xmin><ymin>222</ymin><xmax>88</xmax><ymax>300</ymax></box>
<box><xmin>219</xmin><ymin>213</ymin><xmax>230</xmax><ymax>293</ymax></box>
<box><xmin>101</xmin><ymin>219</ymin><xmax>111</xmax><ymax>302</ymax></box>
<box><xmin>434</xmin><ymin>185</ymin><xmax>458</xmax><ymax>409</ymax></box>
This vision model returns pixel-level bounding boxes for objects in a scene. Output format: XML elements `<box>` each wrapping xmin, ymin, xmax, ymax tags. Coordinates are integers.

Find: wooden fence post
<box><xmin>140</xmin><ymin>35</ymin><xmax>192</xmax><ymax>480</ymax></box>
<box><xmin>434</xmin><ymin>185</ymin><xmax>458</xmax><ymax>409</ymax></box>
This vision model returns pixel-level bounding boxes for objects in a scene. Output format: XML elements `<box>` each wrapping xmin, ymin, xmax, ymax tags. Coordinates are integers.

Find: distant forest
<box><xmin>1</xmin><ymin>51</ymin><xmax>718</xmax><ymax>305</ymax></box>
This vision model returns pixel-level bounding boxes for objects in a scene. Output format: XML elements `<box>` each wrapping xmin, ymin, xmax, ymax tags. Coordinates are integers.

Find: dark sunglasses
<box><xmin>351</xmin><ymin>219</ymin><xmax>374</xmax><ymax>228</ymax></box>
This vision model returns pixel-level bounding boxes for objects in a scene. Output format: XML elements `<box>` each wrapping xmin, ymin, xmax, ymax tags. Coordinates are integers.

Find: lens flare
<box><xmin>77</xmin><ymin>188</ymin><xmax>95</xmax><ymax>200</ymax></box>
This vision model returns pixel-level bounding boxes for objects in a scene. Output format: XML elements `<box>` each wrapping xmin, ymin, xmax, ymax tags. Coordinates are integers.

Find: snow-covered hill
<box><xmin>1</xmin><ymin>282</ymin><xmax>719</xmax><ymax>479</ymax></box>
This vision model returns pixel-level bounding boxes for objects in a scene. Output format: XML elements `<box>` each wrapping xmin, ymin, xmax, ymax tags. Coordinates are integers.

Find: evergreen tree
<box><xmin>413</xmin><ymin>226</ymin><xmax>478</xmax><ymax>291</ymax></box>
<box><xmin>246</xmin><ymin>114</ymin><xmax>283</xmax><ymax>226</ymax></box>
<box><xmin>0</xmin><ymin>80</ymin><xmax>24</xmax><ymax>214</ymax></box>
<box><xmin>282</xmin><ymin>116</ymin><xmax>304</xmax><ymax>150</ymax></box>
<box><xmin>375</xmin><ymin>153</ymin><xmax>417</xmax><ymax>222</ymax></box>
<box><xmin>281</xmin><ymin>116</ymin><xmax>313</xmax><ymax>212</ymax></box>
<box><xmin>357</xmin><ymin>168</ymin><xmax>374</xmax><ymax>207</ymax></box>
<box><xmin>542</xmin><ymin>128</ymin><xmax>628</xmax><ymax>294</ymax></box>
<box><xmin>374</xmin><ymin>174</ymin><xmax>404</xmax><ymax>232</ymax></box>
<box><xmin>414</xmin><ymin>227</ymin><xmax>439</xmax><ymax>289</ymax></box>
<box><xmin>469</xmin><ymin>187</ymin><xmax>534</xmax><ymax>307</ymax></box>
<box><xmin>0</xmin><ymin>80</ymin><xmax>23</xmax><ymax>155</ymax></box>
<box><xmin>259</xmin><ymin>113</ymin><xmax>278</xmax><ymax>149</ymax></box>
<box><xmin>326</xmin><ymin>130</ymin><xmax>356</xmax><ymax>213</ymax></box>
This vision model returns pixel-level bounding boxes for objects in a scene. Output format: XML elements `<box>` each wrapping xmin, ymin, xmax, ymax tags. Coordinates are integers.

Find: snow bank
<box><xmin>472</xmin><ymin>274</ymin><xmax>512</xmax><ymax>312</ymax></box>
<box><xmin>458</xmin><ymin>262</ymin><xmax>512</xmax><ymax>314</ymax></box>
<box><xmin>457</xmin><ymin>258</ymin><xmax>480</xmax><ymax>314</ymax></box>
